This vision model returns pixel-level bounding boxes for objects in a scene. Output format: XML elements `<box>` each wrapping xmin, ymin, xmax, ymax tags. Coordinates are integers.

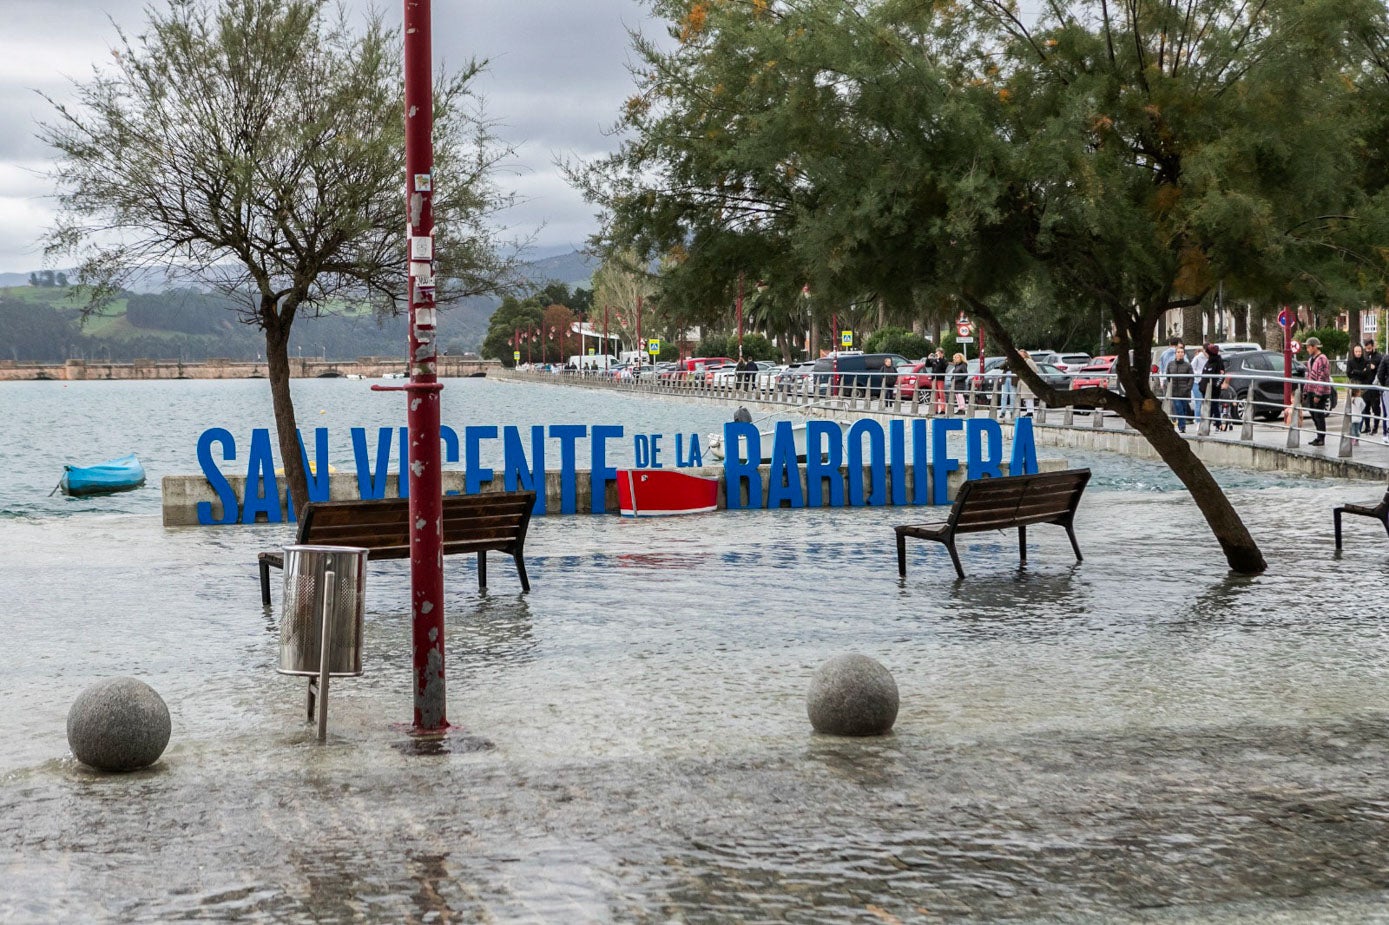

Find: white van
<box><xmin>566</xmin><ymin>354</ymin><xmax>617</xmax><ymax>371</ymax></box>
<box><xmin>1215</xmin><ymin>342</ymin><xmax>1262</xmax><ymax>354</ymax></box>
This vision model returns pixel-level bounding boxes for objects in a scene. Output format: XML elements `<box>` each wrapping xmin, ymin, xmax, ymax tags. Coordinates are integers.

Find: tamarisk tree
<box><xmin>579</xmin><ymin>0</ymin><xmax>1389</xmax><ymax>573</ymax></box>
<box><xmin>42</xmin><ymin>0</ymin><xmax>518</xmax><ymax>510</ymax></box>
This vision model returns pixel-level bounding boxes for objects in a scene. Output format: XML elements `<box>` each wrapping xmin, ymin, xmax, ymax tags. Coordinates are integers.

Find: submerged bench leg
<box><xmin>1066</xmin><ymin>523</ymin><xmax>1084</xmax><ymax>563</ymax></box>
<box><xmin>477</xmin><ymin>550</ymin><xmax>487</xmax><ymax>591</ymax></box>
<box><xmin>1018</xmin><ymin>524</ymin><xmax>1027</xmax><ymax>567</ymax></box>
<box><xmin>514</xmin><ymin>554</ymin><xmax>530</xmax><ymax>593</ymax></box>
<box><xmin>259</xmin><ymin>558</ymin><xmax>273</xmax><ymax>607</ymax></box>
<box><xmin>1334</xmin><ymin>508</ymin><xmax>1343</xmax><ymax>549</ymax></box>
<box><xmin>945</xmin><ymin>539</ymin><xmax>965</xmax><ymax>580</ymax></box>
<box><xmin>897</xmin><ymin>531</ymin><xmax>907</xmax><ymax>577</ymax></box>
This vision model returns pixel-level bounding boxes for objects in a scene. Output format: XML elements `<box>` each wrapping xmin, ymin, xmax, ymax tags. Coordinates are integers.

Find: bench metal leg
<box><xmin>513</xmin><ymin>554</ymin><xmax>530</xmax><ymax>593</ymax></box>
<box><xmin>1334</xmin><ymin>508</ymin><xmax>1343</xmax><ymax>549</ymax></box>
<box><xmin>896</xmin><ymin>531</ymin><xmax>907</xmax><ymax>577</ymax></box>
<box><xmin>477</xmin><ymin>549</ymin><xmax>487</xmax><ymax>591</ymax></box>
<box><xmin>1066</xmin><ymin>524</ymin><xmax>1084</xmax><ymax>563</ymax></box>
<box><xmin>945</xmin><ymin>539</ymin><xmax>965</xmax><ymax>580</ymax></box>
<box><xmin>259</xmin><ymin>558</ymin><xmax>273</xmax><ymax>607</ymax></box>
<box><xmin>1018</xmin><ymin>524</ymin><xmax>1027</xmax><ymax>567</ymax></box>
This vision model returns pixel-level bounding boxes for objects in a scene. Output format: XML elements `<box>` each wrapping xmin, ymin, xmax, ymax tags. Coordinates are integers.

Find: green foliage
<box><xmin>1297</xmin><ymin>327</ymin><xmax>1350</xmax><ymax>358</ymax></box>
<box><xmin>693</xmin><ymin>332</ymin><xmax>780</xmax><ymax>361</ymax></box>
<box><xmin>863</xmin><ymin>327</ymin><xmax>932</xmax><ymax>360</ymax></box>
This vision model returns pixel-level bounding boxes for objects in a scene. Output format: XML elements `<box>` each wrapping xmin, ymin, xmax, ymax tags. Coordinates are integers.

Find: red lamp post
<box><xmin>400</xmin><ymin>0</ymin><xmax>445</xmax><ymax>734</ymax></box>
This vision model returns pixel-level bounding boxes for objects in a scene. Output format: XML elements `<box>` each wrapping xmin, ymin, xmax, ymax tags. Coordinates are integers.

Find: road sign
<box><xmin>1277</xmin><ymin>308</ymin><xmax>1293</xmax><ymax>328</ymax></box>
<box><xmin>647</xmin><ymin>338</ymin><xmax>661</xmax><ymax>355</ymax></box>
<box><xmin>957</xmin><ymin>322</ymin><xmax>973</xmax><ymax>338</ymax></box>
<box><xmin>1290</xmin><ymin>339</ymin><xmax>1301</xmax><ymax>353</ymax></box>
<box><xmin>841</xmin><ymin>330</ymin><xmax>853</xmax><ymax>348</ymax></box>
<box><xmin>957</xmin><ymin>336</ymin><xmax>974</xmax><ymax>344</ymax></box>
<box><xmin>512</xmin><ymin>350</ymin><xmax>520</xmax><ymax>362</ymax></box>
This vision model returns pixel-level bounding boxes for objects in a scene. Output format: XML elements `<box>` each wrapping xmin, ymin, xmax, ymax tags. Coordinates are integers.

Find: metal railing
<box><xmin>505</xmin><ymin>366</ymin><xmax>1378</xmax><ymax>460</ymax></box>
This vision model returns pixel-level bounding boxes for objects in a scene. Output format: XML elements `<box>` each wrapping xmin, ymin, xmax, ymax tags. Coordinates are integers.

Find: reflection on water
<box><xmin>3</xmin><ymin>382</ymin><xmax>1389</xmax><ymax>919</ymax></box>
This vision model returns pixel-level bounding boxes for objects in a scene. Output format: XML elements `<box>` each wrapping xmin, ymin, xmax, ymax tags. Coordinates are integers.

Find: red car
<box><xmin>1069</xmin><ymin>355</ymin><xmax>1118</xmax><ymax>391</ymax></box>
<box><xmin>895</xmin><ymin>361</ymin><xmax>932</xmax><ymax>400</ymax></box>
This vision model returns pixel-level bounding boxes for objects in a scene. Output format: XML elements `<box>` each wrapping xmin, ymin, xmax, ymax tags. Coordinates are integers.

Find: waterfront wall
<box><xmin>508</xmin><ymin>372</ymin><xmax>1388</xmax><ymax>483</ymax></box>
<box><xmin>0</xmin><ymin>356</ymin><xmax>497</xmax><ymax>382</ymax></box>
<box><xmin>161</xmin><ymin>457</ymin><xmax>1068</xmax><ymax>527</ymax></box>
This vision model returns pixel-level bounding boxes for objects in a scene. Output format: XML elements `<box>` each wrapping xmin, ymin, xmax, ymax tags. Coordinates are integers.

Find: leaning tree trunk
<box><xmin>1124</xmin><ymin>394</ymin><xmax>1268</xmax><ymax>573</ymax></box>
<box><xmin>262</xmin><ymin>318</ymin><xmax>309</xmax><ymax>515</ymax></box>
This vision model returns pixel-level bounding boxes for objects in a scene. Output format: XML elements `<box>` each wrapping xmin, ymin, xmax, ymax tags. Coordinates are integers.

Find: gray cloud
<box><xmin>0</xmin><ymin>0</ymin><xmax>664</xmax><ymax>272</ymax></box>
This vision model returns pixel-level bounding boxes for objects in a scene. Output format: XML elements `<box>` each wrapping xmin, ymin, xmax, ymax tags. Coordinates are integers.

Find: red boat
<box><xmin>617</xmin><ymin>469</ymin><xmax>720</xmax><ymax>517</ymax></box>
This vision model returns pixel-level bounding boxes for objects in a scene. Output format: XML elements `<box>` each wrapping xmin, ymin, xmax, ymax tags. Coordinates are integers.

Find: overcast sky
<box><xmin>0</xmin><ymin>0</ymin><xmax>663</xmax><ymax>273</ymax></box>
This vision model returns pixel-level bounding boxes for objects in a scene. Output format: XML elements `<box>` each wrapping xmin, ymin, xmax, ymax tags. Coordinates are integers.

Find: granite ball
<box><xmin>807</xmin><ymin>654</ymin><xmax>899</xmax><ymax>736</ymax></box>
<box><xmin>67</xmin><ymin>677</ymin><xmax>171</xmax><ymax>772</ymax></box>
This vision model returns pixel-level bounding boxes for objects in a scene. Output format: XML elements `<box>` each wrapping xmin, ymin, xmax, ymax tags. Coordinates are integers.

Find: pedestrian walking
<box><xmin>1165</xmin><ymin>347</ymin><xmax>1194</xmax><ymax>433</ymax></box>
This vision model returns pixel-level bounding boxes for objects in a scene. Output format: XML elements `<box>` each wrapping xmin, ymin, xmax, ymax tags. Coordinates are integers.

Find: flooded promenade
<box><xmin>3</xmin><ymin>377</ymin><xmax>1388</xmax><ymax>921</ymax></box>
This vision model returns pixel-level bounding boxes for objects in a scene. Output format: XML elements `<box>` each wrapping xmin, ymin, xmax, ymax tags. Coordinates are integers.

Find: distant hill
<box><xmin>0</xmin><ymin>250</ymin><xmax>600</xmax><ymax>361</ymax></box>
<box><xmin>520</xmin><ymin>250</ymin><xmax>598</xmax><ymax>288</ymax></box>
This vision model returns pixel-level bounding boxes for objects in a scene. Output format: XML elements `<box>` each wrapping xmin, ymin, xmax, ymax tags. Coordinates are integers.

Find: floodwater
<box><xmin>3</xmin><ymin>378</ymin><xmax>1389</xmax><ymax>922</ymax></box>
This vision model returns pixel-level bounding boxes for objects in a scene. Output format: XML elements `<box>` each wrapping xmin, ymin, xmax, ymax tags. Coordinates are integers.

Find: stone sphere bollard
<box><xmin>807</xmin><ymin>654</ymin><xmax>899</xmax><ymax>736</ymax></box>
<box><xmin>67</xmin><ymin>677</ymin><xmax>171</xmax><ymax>772</ymax></box>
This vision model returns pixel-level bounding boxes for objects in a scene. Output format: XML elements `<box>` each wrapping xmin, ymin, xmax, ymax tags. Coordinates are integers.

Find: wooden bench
<box><xmin>258</xmin><ymin>491</ymin><xmax>535</xmax><ymax>606</ymax></box>
<box><xmin>1333</xmin><ymin>487</ymin><xmax>1389</xmax><ymax>548</ymax></box>
<box><xmin>896</xmin><ymin>469</ymin><xmax>1090</xmax><ymax>579</ymax></box>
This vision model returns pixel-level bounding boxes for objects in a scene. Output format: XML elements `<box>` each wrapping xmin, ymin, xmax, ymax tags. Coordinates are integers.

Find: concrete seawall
<box><xmin>0</xmin><ymin>356</ymin><xmax>497</xmax><ymax>382</ymax></box>
<box><xmin>161</xmin><ymin>458</ymin><xmax>1068</xmax><ymax>527</ymax></box>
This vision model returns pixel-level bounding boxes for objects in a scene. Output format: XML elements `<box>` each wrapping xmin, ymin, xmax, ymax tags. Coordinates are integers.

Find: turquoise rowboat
<box><xmin>60</xmin><ymin>453</ymin><xmax>147</xmax><ymax>496</ymax></box>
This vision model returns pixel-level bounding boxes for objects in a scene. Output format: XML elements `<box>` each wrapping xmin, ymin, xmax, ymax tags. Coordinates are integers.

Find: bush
<box><xmin>863</xmin><ymin>327</ymin><xmax>933</xmax><ymax>360</ymax></box>
<box><xmin>1296</xmin><ymin>327</ymin><xmax>1349</xmax><ymax>359</ymax></box>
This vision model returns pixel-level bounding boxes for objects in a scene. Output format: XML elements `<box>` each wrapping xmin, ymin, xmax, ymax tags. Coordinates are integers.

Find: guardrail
<box><xmin>506</xmin><ymin>366</ymin><xmax>1380</xmax><ymax>460</ymax></box>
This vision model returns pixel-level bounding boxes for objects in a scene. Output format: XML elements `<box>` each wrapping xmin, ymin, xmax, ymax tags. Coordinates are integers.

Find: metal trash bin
<box><xmin>276</xmin><ymin>545</ymin><xmax>366</xmax><ymax>742</ymax></box>
<box><xmin>278</xmin><ymin>545</ymin><xmax>368</xmax><ymax>677</ymax></box>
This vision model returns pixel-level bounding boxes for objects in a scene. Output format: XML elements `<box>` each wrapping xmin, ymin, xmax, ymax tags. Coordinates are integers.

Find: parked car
<box><xmin>775</xmin><ymin>360</ymin><xmax>817</xmax><ymax>392</ymax></box>
<box><xmin>981</xmin><ymin>361</ymin><xmax>1073</xmax><ymax>394</ymax></box>
<box><xmin>1213</xmin><ymin>350</ymin><xmax>1307</xmax><ymax>420</ymax></box>
<box><xmin>1070</xmin><ymin>356</ymin><xmax>1119</xmax><ymax>391</ymax></box>
<box><xmin>644</xmin><ymin>361</ymin><xmax>676</xmax><ymax>381</ymax></box>
<box><xmin>895</xmin><ymin>360</ymin><xmax>932</xmax><ymax>401</ymax></box>
<box><xmin>811</xmin><ymin>352</ymin><xmax>910</xmax><ymax>396</ymax></box>
<box><xmin>1050</xmin><ymin>352</ymin><xmax>1092</xmax><ymax>373</ymax></box>
<box><xmin>671</xmin><ymin>356</ymin><xmax>734</xmax><ymax>380</ymax></box>
<box><xmin>711</xmin><ymin>360</ymin><xmax>778</xmax><ymax>386</ymax></box>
